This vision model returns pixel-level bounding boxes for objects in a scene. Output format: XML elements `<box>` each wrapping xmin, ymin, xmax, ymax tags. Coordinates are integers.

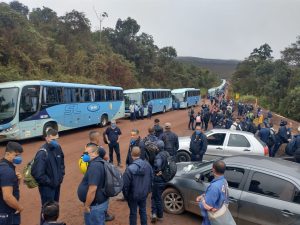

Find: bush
<box><xmin>239</xmin><ymin>95</ymin><xmax>257</xmax><ymax>104</ymax></box>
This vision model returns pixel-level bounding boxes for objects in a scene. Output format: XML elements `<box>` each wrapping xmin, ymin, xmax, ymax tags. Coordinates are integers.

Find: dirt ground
<box><xmin>0</xmin><ymin>98</ymin><xmax>299</xmax><ymax>225</ymax></box>
<box><xmin>0</xmin><ymin>105</ymin><xmax>204</xmax><ymax>225</ymax></box>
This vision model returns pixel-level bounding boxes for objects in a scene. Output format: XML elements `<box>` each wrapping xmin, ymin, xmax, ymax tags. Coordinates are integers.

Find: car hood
<box><xmin>178</xmin><ymin>136</ymin><xmax>190</xmax><ymax>151</ymax></box>
<box><xmin>175</xmin><ymin>161</ymin><xmax>207</xmax><ymax>177</ymax></box>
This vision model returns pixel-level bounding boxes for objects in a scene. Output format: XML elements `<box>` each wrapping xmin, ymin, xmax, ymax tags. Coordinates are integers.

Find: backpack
<box><xmin>285</xmin><ymin>139</ymin><xmax>297</xmax><ymax>156</ymax></box>
<box><xmin>100</xmin><ymin>159</ymin><xmax>123</xmax><ymax>197</ymax></box>
<box><xmin>144</xmin><ymin>137</ymin><xmax>159</xmax><ymax>165</ymax></box>
<box><xmin>267</xmin><ymin>130</ymin><xmax>276</xmax><ymax>147</ymax></box>
<box><xmin>23</xmin><ymin>148</ymin><xmax>47</xmax><ymax>189</ymax></box>
<box><xmin>160</xmin><ymin>151</ymin><xmax>177</xmax><ymax>182</ymax></box>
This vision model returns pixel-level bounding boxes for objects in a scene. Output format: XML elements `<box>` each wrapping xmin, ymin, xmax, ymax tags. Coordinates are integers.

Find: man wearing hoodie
<box><xmin>123</xmin><ymin>147</ymin><xmax>153</xmax><ymax>225</ymax></box>
<box><xmin>189</xmin><ymin>126</ymin><xmax>208</xmax><ymax>162</ymax></box>
<box><xmin>150</xmin><ymin>140</ymin><xmax>168</xmax><ymax>223</ymax></box>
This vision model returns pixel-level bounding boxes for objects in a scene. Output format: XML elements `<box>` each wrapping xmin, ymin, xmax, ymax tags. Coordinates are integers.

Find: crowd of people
<box><xmin>188</xmin><ymin>94</ymin><xmax>300</xmax><ymax>161</ymax></box>
<box><xmin>0</xmin><ymin>93</ymin><xmax>299</xmax><ymax>225</ymax></box>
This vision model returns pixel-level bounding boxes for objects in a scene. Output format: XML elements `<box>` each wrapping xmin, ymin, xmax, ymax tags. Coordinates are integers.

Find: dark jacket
<box><xmin>258</xmin><ymin>128</ymin><xmax>270</xmax><ymax>144</ymax></box>
<box><xmin>126</xmin><ymin>137</ymin><xmax>145</xmax><ymax>166</ymax></box>
<box><xmin>122</xmin><ymin>159</ymin><xmax>153</xmax><ymax>201</ymax></box>
<box><xmin>154</xmin><ymin>124</ymin><xmax>164</xmax><ymax>138</ymax></box>
<box><xmin>152</xmin><ymin>151</ymin><xmax>167</xmax><ymax>183</ymax></box>
<box><xmin>277</xmin><ymin>125</ymin><xmax>289</xmax><ymax>143</ymax></box>
<box><xmin>32</xmin><ymin>143</ymin><xmax>65</xmax><ymax>188</ymax></box>
<box><xmin>294</xmin><ymin>135</ymin><xmax>300</xmax><ymax>156</ymax></box>
<box><xmin>161</xmin><ymin>131</ymin><xmax>179</xmax><ymax>157</ymax></box>
<box><xmin>189</xmin><ymin>132</ymin><xmax>208</xmax><ymax>156</ymax></box>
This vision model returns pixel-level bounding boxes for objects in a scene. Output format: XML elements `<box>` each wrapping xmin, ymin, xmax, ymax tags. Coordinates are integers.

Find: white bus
<box><xmin>171</xmin><ymin>88</ymin><xmax>201</xmax><ymax>109</ymax></box>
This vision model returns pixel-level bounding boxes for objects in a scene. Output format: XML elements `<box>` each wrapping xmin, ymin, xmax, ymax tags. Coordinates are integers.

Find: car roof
<box><xmin>224</xmin><ymin>155</ymin><xmax>300</xmax><ymax>179</ymax></box>
<box><xmin>209</xmin><ymin>129</ymin><xmax>255</xmax><ymax>136</ymax></box>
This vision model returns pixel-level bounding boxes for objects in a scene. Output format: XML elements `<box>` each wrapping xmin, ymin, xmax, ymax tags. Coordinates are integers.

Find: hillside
<box><xmin>177</xmin><ymin>56</ymin><xmax>240</xmax><ymax>79</ymax></box>
<box><xmin>0</xmin><ymin>2</ymin><xmax>220</xmax><ymax>90</ymax></box>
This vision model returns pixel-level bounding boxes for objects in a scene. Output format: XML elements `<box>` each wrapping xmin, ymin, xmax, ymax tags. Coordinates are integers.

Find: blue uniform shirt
<box><xmin>199</xmin><ymin>176</ymin><xmax>229</xmax><ymax>225</ymax></box>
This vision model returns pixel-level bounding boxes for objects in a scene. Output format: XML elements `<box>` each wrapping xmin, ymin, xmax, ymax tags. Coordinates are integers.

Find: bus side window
<box><xmin>20</xmin><ymin>86</ymin><xmax>40</xmax><ymax>121</ymax></box>
<box><xmin>75</xmin><ymin>88</ymin><xmax>81</xmax><ymax>102</ymax></box>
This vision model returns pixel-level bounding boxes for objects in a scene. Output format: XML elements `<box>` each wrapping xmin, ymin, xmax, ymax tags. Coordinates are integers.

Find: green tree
<box><xmin>281</xmin><ymin>36</ymin><xmax>300</xmax><ymax>66</ymax></box>
<box><xmin>249</xmin><ymin>43</ymin><xmax>273</xmax><ymax>61</ymax></box>
<box><xmin>9</xmin><ymin>1</ymin><xmax>28</xmax><ymax>17</ymax></box>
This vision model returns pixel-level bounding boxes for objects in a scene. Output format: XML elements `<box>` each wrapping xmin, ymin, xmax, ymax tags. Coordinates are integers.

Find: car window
<box><xmin>294</xmin><ymin>188</ymin><xmax>300</xmax><ymax>204</ymax></box>
<box><xmin>248</xmin><ymin>172</ymin><xmax>294</xmax><ymax>201</ymax></box>
<box><xmin>207</xmin><ymin>133</ymin><xmax>226</xmax><ymax>146</ymax></box>
<box><xmin>202</xmin><ymin>169</ymin><xmax>214</xmax><ymax>183</ymax></box>
<box><xmin>225</xmin><ymin>167</ymin><xmax>245</xmax><ymax>189</ymax></box>
<box><xmin>228</xmin><ymin>134</ymin><xmax>250</xmax><ymax>147</ymax></box>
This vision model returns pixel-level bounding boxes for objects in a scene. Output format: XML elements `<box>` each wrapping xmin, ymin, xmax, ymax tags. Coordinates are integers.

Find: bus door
<box><xmin>19</xmin><ymin>85</ymin><xmax>41</xmax><ymax>138</ymax></box>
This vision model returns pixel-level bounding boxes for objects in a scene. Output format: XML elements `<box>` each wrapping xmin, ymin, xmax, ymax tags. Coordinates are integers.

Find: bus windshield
<box><xmin>124</xmin><ymin>93</ymin><xmax>141</xmax><ymax>105</ymax></box>
<box><xmin>173</xmin><ymin>93</ymin><xmax>184</xmax><ymax>102</ymax></box>
<box><xmin>0</xmin><ymin>88</ymin><xmax>18</xmax><ymax>124</ymax></box>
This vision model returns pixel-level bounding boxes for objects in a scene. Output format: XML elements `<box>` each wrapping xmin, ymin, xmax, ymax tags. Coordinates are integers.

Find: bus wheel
<box><xmin>100</xmin><ymin>115</ymin><xmax>108</xmax><ymax>127</ymax></box>
<box><xmin>43</xmin><ymin>123</ymin><xmax>57</xmax><ymax>138</ymax></box>
<box><xmin>163</xmin><ymin>106</ymin><xmax>166</xmax><ymax>113</ymax></box>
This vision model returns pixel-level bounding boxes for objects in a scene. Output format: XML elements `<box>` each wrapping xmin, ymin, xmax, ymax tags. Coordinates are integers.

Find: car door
<box><xmin>206</xmin><ymin>131</ymin><xmax>228</xmax><ymax>156</ymax></box>
<box><xmin>188</xmin><ymin>165</ymin><xmax>248</xmax><ymax>218</ymax></box>
<box><xmin>225</xmin><ymin>133</ymin><xmax>253</xmax><ymax>156</ymax></box>
<box><xmin>237</xmin><ymin>171</ymin><xmax>300</xmax><ymax>225</ymax></box>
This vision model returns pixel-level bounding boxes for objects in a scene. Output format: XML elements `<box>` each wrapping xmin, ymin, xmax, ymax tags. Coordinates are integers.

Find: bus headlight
<box><xmin>4</xmin><ymin>124</ymin><xmax>17</xmax><ymax>133</ymax></box>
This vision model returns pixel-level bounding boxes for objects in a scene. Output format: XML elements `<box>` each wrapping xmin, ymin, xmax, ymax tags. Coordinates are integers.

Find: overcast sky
<box><xmin>4</xmin><ymin>0</ymin><xmax>300</xmax><ymax>60</ymax></box>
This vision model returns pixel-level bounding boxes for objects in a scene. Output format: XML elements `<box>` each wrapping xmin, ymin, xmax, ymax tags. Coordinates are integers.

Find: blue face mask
<box><xmin>195</xmin><ymin>130</ymin><xmax>201</xmax><ymax>135</ymax></box>
<box><xmin>13</xmin><ymin>156</ymin><xmax>22</xmax><ymax>165</ymax></box>
<box><xmin>130</xmin><ymin>139</ymin><xmax>136</xmax><ymax>145</ymax></box>
<box><xmin>82</xmin><ymin>153</ymin><xmax>91</xmax><ymax>163</ymax></box>
<box><xmin>111</xmin><ymin>124</ymin><xmax>116</xmax><ymax>129</ymax></box>
<box><xmin>49</xmin><ymin>139</ymin><xmax>59</xmax><ymax>148</ymax></box>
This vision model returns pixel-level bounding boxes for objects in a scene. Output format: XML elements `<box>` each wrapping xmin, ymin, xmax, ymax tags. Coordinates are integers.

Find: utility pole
<box><xmin>93</xmin><ymin>8</ymin><xmax>108</xmax><ymax>44</ymax></box>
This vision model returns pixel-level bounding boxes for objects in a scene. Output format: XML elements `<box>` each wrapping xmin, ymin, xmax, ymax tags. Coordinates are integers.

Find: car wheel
<box><xmin>176</xmin><ymin>151</ymin><xmax>191</xmax><ymax>162</ymax></box>
<box><xmin>163</xmin><ymin>188</ymin><xmax>184</xmax><ymax>214</ymax></box>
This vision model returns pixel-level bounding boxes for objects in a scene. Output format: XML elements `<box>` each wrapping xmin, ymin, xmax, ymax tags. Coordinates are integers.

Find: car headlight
<box><xmin>4</xmin><ymin>124</ymin><xmax>17</xmax><ymax>132</ymax></box>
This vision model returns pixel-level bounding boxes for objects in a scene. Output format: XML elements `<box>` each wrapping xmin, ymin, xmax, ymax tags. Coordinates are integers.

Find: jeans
<box><xmin>130</xmin><ymin>113</ymin><xmax>136</xmax><ymax>121</ymax></box>
<box><xmin>108</xmin><ymin>142</ymin><xmax>121</xmax><ymax>164</ymax></box>
<box><xmin>151</xmin><ymin>181</ymin><xmax>165</xmax><ymax>218</ymax></box>
<box><xmin>271</xmin><ymin>141</ymin><xmax>282</xmax><ymax>157</ymax></box>
<box><xmin>127</xmin><ymin>198</ymin><xmax>147</xmax><ymax>225</ymax></box>
<box><xmin>188</xmin><ymin>119</ymin><xmax>194</xmax><ymax>130</ymax></box>
<box><xmin>191</xmin><ymin>154</ymin><xmax>204</xmax><ymax>162</ymax></box>
<box><xmin>39</xmin><ymin>185</ymin><xmax>61</xmax><ymax>225</ymax></box>
<box><xmin>84</xmin><ymin>200</ymin><xmax>108</xmax><ymax>225</ymax></box>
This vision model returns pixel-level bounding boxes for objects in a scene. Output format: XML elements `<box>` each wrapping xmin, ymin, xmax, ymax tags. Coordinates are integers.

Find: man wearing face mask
<box><xmin>189</xmin><ymin>126</ymin><xmax>207</xmax><ymax>162</ymax></box>
<box><xmin>31</xmin><ymin>128</ymin><xmax>65</xmax><ymax>225</ymax></box>
<box><xmin>126</xmin><ymin>129</ymin><xmax>145</xmax><ymax>167</ymax></box>
<box><xmin>105</xmin><ymin>120</ymin><xmax>122</xmax><ymax>167</ymax></box>
<box><xmin>0</xmin><ymin>141</ymin><xmax>24</xmax><ymax>225</ymax></box>
<box><xmin>77</xmin><ymin>144</ymin><xmax>108</xmax><ymax>225</ymax></box>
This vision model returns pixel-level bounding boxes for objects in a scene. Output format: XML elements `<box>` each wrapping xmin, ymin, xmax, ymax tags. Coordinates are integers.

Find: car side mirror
<box><xmin>195</xmin><ymin>174</ymin><xmax>204</xmax><ymax>183</ymax></box>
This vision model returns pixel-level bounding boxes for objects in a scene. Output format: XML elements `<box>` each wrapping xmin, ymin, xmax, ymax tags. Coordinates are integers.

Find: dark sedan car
<box><xmin>162</xmin><ymin>155</ymin><xmax>300</xmax><ymax>225</ymax></box>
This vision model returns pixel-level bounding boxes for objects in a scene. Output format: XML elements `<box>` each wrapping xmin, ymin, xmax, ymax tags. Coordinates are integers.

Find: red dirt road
<box><xmin>1</xmin><ymin>100</ymin><xmax>299</xmax><ymax>225</ymax></box>
<box><xmin>0</xmin><ymin>106</ymin><xmax>202</xmax><ymax>225</ymax></box>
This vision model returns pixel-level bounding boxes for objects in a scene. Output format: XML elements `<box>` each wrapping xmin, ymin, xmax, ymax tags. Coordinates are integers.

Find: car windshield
<box><xmin>124</xmin><ymin>93</ymin><xmax>141</xmax><ymax>107</ymax></box>
<box><xmin>182</xmin><ymin>158</ymin><xmax>223</xmax><ymax>173</ymax></box>
<box><xmin>0</xmin><ymin>87</ymin><xmax>19</xmax><ymax>124</ymax></box>
<box><xmin>173</xmin><ymin>93</ymin><xmax>184</xmax><ymax>102</ymax></box>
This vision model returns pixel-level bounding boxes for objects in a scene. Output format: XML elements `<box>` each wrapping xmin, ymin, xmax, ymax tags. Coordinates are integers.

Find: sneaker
<box><xmin>157</xmin><ymin>217</ymin><xmax>163</xmax><ymax>222</ymax></box>
<box><xmin>151</xmin><ymin>214</ymin><xmax>157</xmax><ymax>223</ymax></box>
<box><xmin>105</xmin><ymin>214</ymin><xmax>115</xmax><ymax>222</ymax></box>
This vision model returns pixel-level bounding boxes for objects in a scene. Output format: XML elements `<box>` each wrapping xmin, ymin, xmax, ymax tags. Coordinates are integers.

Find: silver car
<box><xmin>176</xmin><ymin>129</ymin><xmax>269</xmax><ymax>162</ymax></box>
<box><xmin>163</xmin><ymin>155</ymin><xmax>300</xmax><ymax>225</ymax></box>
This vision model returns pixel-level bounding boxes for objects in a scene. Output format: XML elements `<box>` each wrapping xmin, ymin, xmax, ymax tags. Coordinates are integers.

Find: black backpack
<box><xmin>144</xmin><ymin>137</ymin><xmax>159</xmax><ymax>165</ymax></box>
<box><xmin>100</xmin><ymin>159</ymin><xmax>123</xmax><ymax>197</ymax></box>
<box><xmin>285</xmin><ymin>139</ymin><xmax>297</xmax><ymax>156</ymax></box>
<box><xmin>160</xmin><ymin>151</ymin><xmax>177</xmax><ymax>182</ymax></box>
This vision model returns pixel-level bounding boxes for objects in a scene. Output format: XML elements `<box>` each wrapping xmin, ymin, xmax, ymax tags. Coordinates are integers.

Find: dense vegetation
<box><xmin>0</xmin><ymin>1</ymin><xmax>219</xmax><ymax>89</ymax></box>
<box><xmin>177</xmin><ymin>57</ymin><xmax>239</xmax><ymax>80</ymax></box>
<box><xmin>232</xmin><ymin>41</ymin><xmax>300</xmax><ymax>121</ymax></box>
